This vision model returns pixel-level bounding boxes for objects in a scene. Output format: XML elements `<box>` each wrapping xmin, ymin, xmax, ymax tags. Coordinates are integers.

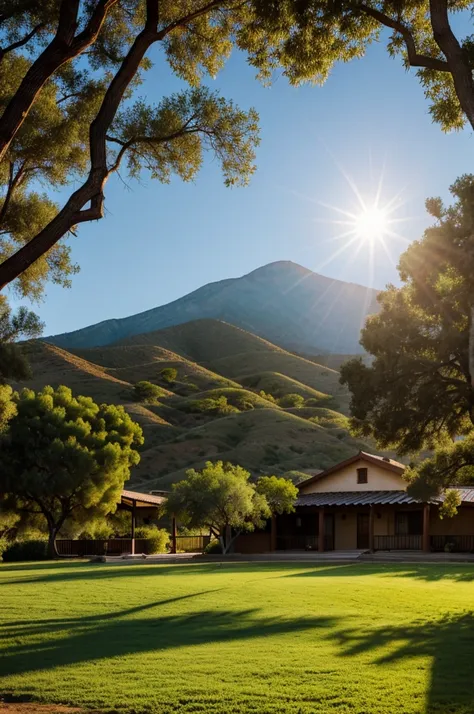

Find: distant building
<box><xmin>235</xmin><ymin>451</ymin><xmax>474</xmax><ymax>554</ymax></box>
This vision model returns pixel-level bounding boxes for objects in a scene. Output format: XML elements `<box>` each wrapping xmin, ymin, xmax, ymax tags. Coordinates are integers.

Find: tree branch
<box><xmin>428</xmin><ymin>0</ymin><xmax>474</xmax><ymax>135</ymax></box>
<box><xmin>0</xmin><ymin>0</ymin><xmax>230</xmax><ymax>291</ymax></box>
<box><xmin>0</xmin><ymin>0</ymin><xmax>119</xmax><ymax>164</ymax></box>
<box><xmin>0</xmin><ymin>22</ymin><xmax>45</xmax><ymax>62</ymax></box>
<box><xmin>353</xmin><ymin>2</ymin><xmax>449</xmax><ymax>73</ymax></box>
<box><xmin>0</xmin><ymin>160</ymin><xmax>24</xmax><ymax>225</ymax></box>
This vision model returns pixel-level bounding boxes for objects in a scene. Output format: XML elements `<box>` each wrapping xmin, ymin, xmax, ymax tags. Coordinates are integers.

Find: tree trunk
<box><xmin>429</xmin><ymin>0</ymin><xmax>474</xmax><ymax>131</ymax></box>
<box><xmin>47</xmin><ymin>527</ymin><xmax>59</xmax><ymax>559</ymax></box>
<box><xmin>470</xmin><ymin>305</ymin><xmax>474</xmax><ymax>390</ymax></box>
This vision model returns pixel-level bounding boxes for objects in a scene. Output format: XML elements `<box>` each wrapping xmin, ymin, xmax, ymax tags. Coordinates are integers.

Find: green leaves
<box><xmin>167</xmin><ymin>461</ymin><xmax>297</xmax><ymax>551</ymax></box>
<box><xmin>1</xmin><ymin>385</ymin><xmax>144</xmax><ymax>539</ymax></box>
<box><xmin>110</xmin><ymin>88</ymin><xmax>259</xmax><ymax>187</ymax></box>
<box><xmin>341</xmin><ymin>176</ymin><xmax>474</xmax><ymax>454</ymax></box>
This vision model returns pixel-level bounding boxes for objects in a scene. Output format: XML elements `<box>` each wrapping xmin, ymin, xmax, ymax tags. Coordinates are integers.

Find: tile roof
<box><xmin>121</xmin><ymin>489</ymin><xmax>167</xmax><ymax>506</ymax></box>
<box><xmin>296</xmin><ymin>488</ymin><xmax>474</xmax><ymax>507</ymax></box>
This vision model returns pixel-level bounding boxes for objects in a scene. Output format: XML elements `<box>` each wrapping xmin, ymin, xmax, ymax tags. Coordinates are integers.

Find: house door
<box><xmin>357</xmin><ymin>513</ymin><xmax>370</xmax><ymax>549</ymax></box>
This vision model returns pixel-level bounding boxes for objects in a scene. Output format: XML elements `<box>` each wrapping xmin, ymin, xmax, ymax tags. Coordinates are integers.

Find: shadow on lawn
<box><xmin>0</xmin><ymin>598</ymin><xmax>338</xmax><ymax>682</ymax></box>
<box><xmin>0</xmin><ymin>561</ymin><xmax>312</xmax><ymax>586</ymax></box>
<box><xmin>284</xmin><ymin>563</ymin><xmax>474</xmax><ymax>582</ymax></box>
<box><xmin>332</xmin><ymin>612</ymin><xmax>474</xmax><ymax>713</ymax></box>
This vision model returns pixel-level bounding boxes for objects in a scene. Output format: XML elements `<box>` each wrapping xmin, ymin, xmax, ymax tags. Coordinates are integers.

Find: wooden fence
<box><xmin>430</xmin><ymin>535</ymin><xmax>474</xmax><ymax>553</ymax></box>
<box><xmin>56</xmin><ymin>539</ymin><xmax>148</xmax><ymax>556</ymax></box>
<box><xmin>174</xmin><ymin>535</ymin><xmax>211</xmax><ymax>552</ymax></box>
<box><xmin>374</xmin><ymin>535</ymin><xmax>422</xmax><ymax>551</ymax></box>
<box><xmin>56</xmin><ymin>535</ymin><xmax>211</xmax><ymax>557</ymax></box>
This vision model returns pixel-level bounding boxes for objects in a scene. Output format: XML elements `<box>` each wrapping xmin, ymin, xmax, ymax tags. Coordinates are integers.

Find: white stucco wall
<box><xmin>300</xmin><ymin>458</ymin><xmax>406</xmax><ymax>494</ymax></box>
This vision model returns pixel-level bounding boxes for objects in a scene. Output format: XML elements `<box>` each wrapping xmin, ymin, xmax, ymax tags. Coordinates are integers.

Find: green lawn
<box><xmin>1</xmin><ymin>562</ymin><xmax>474</xmax><ymax>714</ymax></box>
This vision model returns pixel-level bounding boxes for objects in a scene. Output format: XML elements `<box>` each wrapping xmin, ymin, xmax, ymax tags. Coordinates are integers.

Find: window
<box><xmin>395</xmin><ymin>511</ymin><xmax>423</xmax><ymax>536</ymax></box>
<box><xmin>357</xmin><ymin>467</ymin><xmax>368</xmax><ymax>484</ymax></box>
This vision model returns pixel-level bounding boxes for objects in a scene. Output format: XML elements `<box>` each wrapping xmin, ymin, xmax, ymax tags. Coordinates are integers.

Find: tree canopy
<box><xmin>0</xmin><ymin>1</ymin><xmax>262</xmax><ymax>296</ymax></box>
<box><xmin>247</xmin><ymin>0</ymin><xmax>474</xmax><ymax>132</ymax></box>
<box><xmin>0</xmin><ymin>296</ymin><xmax>43</xmax><ymax>381</ymax></box>
<box><xmin>0</xmin><ymin>384</ymin><xmax>143</xmax><ymax>556</ymax></box>
<box><xmin>340</xmin><ymin>175</ymin><xmax>474</xmax><ymax>455</ymax></box>
<box><xmin>167</xmin><ymin>461</ymin><xmax>297</xmax><ymax>553</ymax></box>
<box><xmin>1</xmin><ymin>0</ymin><xmax>471</xmax><ymax>297</ymax></box>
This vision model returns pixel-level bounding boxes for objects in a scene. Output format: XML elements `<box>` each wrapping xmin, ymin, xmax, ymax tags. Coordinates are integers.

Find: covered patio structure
<box><xmin>276</xmin><ymin>488</ymin><xmax>474</xmax><ymax>553</ymax></box>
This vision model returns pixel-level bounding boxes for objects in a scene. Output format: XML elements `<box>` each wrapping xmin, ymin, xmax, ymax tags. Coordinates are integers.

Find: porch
<box><xmin>267</xmin><ymin>491</ymin><xmax>474</xmax><ymax>554</ymax></box>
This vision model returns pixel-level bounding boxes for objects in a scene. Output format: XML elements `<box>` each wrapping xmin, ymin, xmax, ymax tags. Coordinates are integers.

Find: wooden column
<box><xmin>369</xmin><ymin>504</ymin><xmax>375</xmax><ymax>552</ymax></box>
<box><xmin>131</xmin><ymin>499</ymin><xmax>136</xmax><ymax>555</ymax></box>
<box><xmin>423</xmin><ymin>504</ymin><xmax>431</xmax><ymax>552</ymax></box>
<box><xmin>270</xmin><ymin>515</ymin><xmax>277</xmax><ymax>552</ymax></box>
<box><xmin>171</xmin><ymin>515</ymin><xmax>177</xmax><ymax>554</ymax></box>
<box><xmin>318</xmin><ymin>508</ymin><xmax>325</xmax><ymax>552</ymax></box>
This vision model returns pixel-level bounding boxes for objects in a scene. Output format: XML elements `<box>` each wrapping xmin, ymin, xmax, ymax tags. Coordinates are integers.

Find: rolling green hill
<box><xmin>16</xmin><ymin>319</ymin><xmax>375</xmax><ymax>491</ymax></box>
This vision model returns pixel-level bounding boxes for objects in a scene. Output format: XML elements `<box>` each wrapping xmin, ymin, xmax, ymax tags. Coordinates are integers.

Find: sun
<box><xmin>354</xmin><ymin>205</ymin><xmax>389</xmax><ymax>243</ymax></box>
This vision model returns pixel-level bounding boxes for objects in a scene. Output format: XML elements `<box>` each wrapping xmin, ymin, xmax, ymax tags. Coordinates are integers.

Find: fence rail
<box><xmin>430</xmin><ymin>535</ymin><xmax>474</xmax><ymax>553</ymax></box>
<box><xmin>374</xmin><ymin>535</ymin><xmax>422</xmax><ymax>551</ymax></box>
<box><xmin>174</xmin><ymin>535</ymin><xmax>211</xmax><ymax>553</ymax></box>
<box><xmin>56</xmin><ymin>539</ymin><xmax>149</xmax><ymax>556</ymax></box>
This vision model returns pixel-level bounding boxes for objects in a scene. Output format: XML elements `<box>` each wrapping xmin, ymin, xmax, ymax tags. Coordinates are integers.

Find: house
<box><xmin>236</xmin><ymin>451</ymin><xmax>474</xmax><ymax>553</ymax></box>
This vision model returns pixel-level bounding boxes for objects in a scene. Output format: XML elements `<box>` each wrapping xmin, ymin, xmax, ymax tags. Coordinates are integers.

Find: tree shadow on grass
<box><xmin>331</xmin><ymin>612</ymin><xmax>474</xmax><ymax>713</ymax></box>
<box><xmin>0</xmin><ymin>596</ymin><xmax>339</xmax><ymax>683</ymax></box>
<box><xmin>0</xmin><ymin>561</ymin><xmax>315</xmax><ymax>587</ymax></box>
<box><xmin>284</xmin><ymin>563</ymin><xmax>474</xmax><ymax>582</ymax></box>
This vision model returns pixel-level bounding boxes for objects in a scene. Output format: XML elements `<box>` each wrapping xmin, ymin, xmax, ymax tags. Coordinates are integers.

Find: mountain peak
<box><xmin>46</xmin><ymin>261</ymin><xmax>379</xmax><ymax>353</ymax></box>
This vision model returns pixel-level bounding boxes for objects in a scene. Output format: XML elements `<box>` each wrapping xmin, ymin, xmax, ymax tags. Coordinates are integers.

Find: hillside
<box><xmin>16</xmin><ymin>319</ymin><xmax>376</xmax><ymax>492</ymax></box>
<box><xmin>46</xmin><ymin>260</ymin><xmax>379</xmax><ymax>354</ymax></box>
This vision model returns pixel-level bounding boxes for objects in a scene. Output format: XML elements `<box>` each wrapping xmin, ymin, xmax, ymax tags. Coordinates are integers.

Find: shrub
<box><xmin>187</xmin><ymin>396</ymin><xmax>238</xmax><ymax>416</ymax></box>
<box><xmin>135</xmin><ymin>526</ymin><xmax>169</xmax><ymax>554</ymax></box>
<box><xmin>204</xmin><ymin>539</ymin><xmax>222</xmax><ymax>554</ymax></box>
<box><xmin>277</xmin><ymin>393</ymin><xmax>305</xmax><ymax>408</ymax></box>
<box><xmin>2</xmin><ymin>539</ymin><xmax>48</xmax><ymax>562</ymax></box>
<box><xmin>160</xmin><ymin>367</ymin><xmax>178</xmax><ymax>385</ymax></box>
<box><xmin>0</xmin><ymin>537</ymin><xmax>9</xmax><ymax>560</ymax></box>
<box><xmin>133</xmin><ymin>380</ymin><xmax>165</xmax><ymax>403</ymax></box>
<box><xmin>258</xmin><ymin>390</ymin><xmax>276</xmax><ymax>403</ymax></box>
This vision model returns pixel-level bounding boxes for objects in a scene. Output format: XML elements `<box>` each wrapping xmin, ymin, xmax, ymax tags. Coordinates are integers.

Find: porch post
<box><xmin>423</xmin><ymin>504</ymin><xmax>430</xmax><ymax>553</ymax></box>
<box><xmin>171</xmin><ymin>514</ymin><xmax>177</xmax><ymax>554</ymax></box>
<box><xmin>369</xmin><ymin>504</ymin><xmax>375</xmax><ymax>552</ymax></box>
<box><xmin>270</xmin><ymin>514</ymin><xmax>277</xmax><ymax>552</ymax></box>
<box><xmin>318</xmin><ymin>508</ymin><xmax>325</xmax><ymax>552</ymax></box>
<box><xmin>131</xmin><ymin>499</ymin><xmax>136</xmax><ymax>555</ymax></box>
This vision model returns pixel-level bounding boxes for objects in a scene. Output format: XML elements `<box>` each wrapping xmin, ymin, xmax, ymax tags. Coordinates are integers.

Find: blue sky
<box><xmin>13</xmin><ymin>29</ymin><xmax>474</xmax><ymax>336</ymax></box>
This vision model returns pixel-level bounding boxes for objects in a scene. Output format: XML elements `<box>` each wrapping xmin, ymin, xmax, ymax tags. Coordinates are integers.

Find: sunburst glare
<box><xmin>354</xmin><ymin>205</ymin><xmax>389</xmax><ymax>243</ymax></box>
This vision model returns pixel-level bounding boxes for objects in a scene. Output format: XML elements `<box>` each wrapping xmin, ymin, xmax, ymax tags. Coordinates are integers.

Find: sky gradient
<box><xmin>12</xmin><ymin>27</ymin><xmax>473</xmax><ymax>336</ymax></box>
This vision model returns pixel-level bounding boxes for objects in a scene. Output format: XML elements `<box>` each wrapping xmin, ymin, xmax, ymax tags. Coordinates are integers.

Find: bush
<box><xmin>278</xmin><ymin>393</ymin><xmax>305</xmax><ymax>408</ymax></box>
<box><xmin>160</xmin><ymin>367</ymin><xmax>178</xmax><ymax>385</ymax></box>
<box><xmin>204</xmin><ymin>539</ymin><xmax>222</xmax><ymax>554</ymax></box>
<box><xmin>258</xmin><ymin>390</ymin><xmax>276</xmax><ymax>403</ymax></box>
<box><xmin>0</xmin><ymin>537</ymin><xmax>9</xmax><ymax>560</ymax></box>
<box><xmin>135</xmin><ymin>526</ymin><xmax>169</xmax><ymax>554</ymax></box>
<box><xmin>133</xmin><ymin>380</ymin><xmax>165</xmax><ymax>403</ymax></box>
<box><xmin>2</xmin><ymin>539</ymin><xmax>48</xmax><ymax>562</ymax></box>
<box><xmin>187</xmin><ymin>396</ymin><xmax>238</xmax><ymax>416</ymax></box>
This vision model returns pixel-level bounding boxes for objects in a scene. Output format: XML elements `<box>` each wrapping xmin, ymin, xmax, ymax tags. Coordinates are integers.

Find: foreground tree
<box><xmin>248</xmin><ymin>0</ymin><xmax>474</xmax><ymax>132</ymax></box>
<box><xmin>405</xmin><ymin>433</ymin><xmax>474</xmax><ymax>513</ymax></box>
<box><xmin>341</xmin><ymin>176</ymin><xmax>474</xmax><ymax>455</ymax></box>
<box><xmin>0</xmin><ymin>385</ymin><xmax>143</xmax><ymax>557</ymax></box>
<box><xmin>0</xmin><ymin>296</ymin><xmax>43</xmax><ymax>381</ymax></box>
<box><xmin>167</xmin><ymin>461</ymin><xmax>297</xmax><ymax>553</ymax></box>
<box><xmin>0</xmin><ymin>1</ymin><xmax>263</xmax><ymax>295</ymax></box>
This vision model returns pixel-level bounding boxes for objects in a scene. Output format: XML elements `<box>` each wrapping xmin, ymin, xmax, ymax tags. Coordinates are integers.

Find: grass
<box><xmin>1</xmin><ymin>561</ymin><xmax>474</xmax><ymax>714</ymax></box>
